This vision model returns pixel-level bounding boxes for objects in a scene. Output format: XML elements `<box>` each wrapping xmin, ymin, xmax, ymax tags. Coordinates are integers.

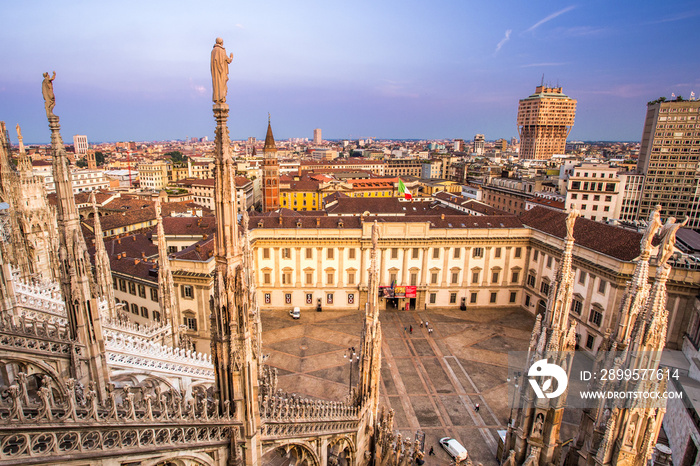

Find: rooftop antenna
<box><xmin>540</xmin><ymin>74</ymin><xmax>545</xmax><ymax>86</ymax></box>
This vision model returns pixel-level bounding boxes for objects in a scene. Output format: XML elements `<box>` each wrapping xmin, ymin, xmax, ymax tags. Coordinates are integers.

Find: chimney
<box><xmin>134</xmin><ymin>259</ymin><xmax>140</xmax><ymax>265</ymax></box>
<box><xmin>316</xmin><ymin>218</ymin><xmax>320</xmax><ymax>226</ymax></box>
<box><xmin>441</xmin><ymin>214</ymin><xmax>445</xmax><ymax>220</ymax></box>
<box><xmin>278</xmin><ymin>216</ymin><xmax>283</xmax><ymax>225</ymax></box>
<box><xmin>117</xmin><ymin>238</ymin><xmax>121</xmax><ymax>244</ymax></box>
<box><xmin>141</xmin><ymin>252</ymin><xmax>146</xmax><ymax>259</ymax></box>
<box><xmin>132</xmin><ymin>235</ymin><xmax>136</xmax><ymax>241</ymax></box>
<box><xmin>196</xmin><ymin>244</ymin><xmax>201</xmax><ymax>253</ymax></box>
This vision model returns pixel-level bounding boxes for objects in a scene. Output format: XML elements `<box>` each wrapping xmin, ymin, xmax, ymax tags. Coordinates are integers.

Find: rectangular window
<box><xmin>263</xmin><ymin>248</ymin><xmax>270</xmax><ymax>259</ymax></box>
<box><xmin>305</xmin><ymin>248</ymin><xmax>313</xmax><ymax>259</ymax></box>
<box><xmin>492</xmin><ymin>271</ymin><xmax>499</xmax><ymax>283</ymax></box>
<box><xmin>282</xmin><ymin>248</ymin><xmax>291</xmax><ymax>259</ymax></box>
<box><xmin>572</xmin><ymin>299</ymin><xmax>583</xmax><ymax>315</ymax></box>
<box><xmin>525</xmin><ymin>294</ymin><xmax>531</xmax><ymax>307</ymax></box>
<box><xmin>138</xmin><ymin>285</ymin><xmax>146</xmax><ymax>298</ymax></box>
<box><xmin>533</xmin><ymin>250</ymin><xmax>539</xmax><ymax>262</ymax></box>
<box><xmin>509</xmin><ymin>291</ymin><xmax>517</xmax><ymax>303</ymax></box>
<box><xmin>490</xmin><ymin>292</ymin><xmax>497</xmax><ymax>303</ymax></box>
<box><xmin>586</xmin><ymin>335</ymin><xmax>595</xmax><ymax>349</ymax></box>
<box><xmin>598</xmin><ymin>279</ymin><xmax>607</xmax><ymax>295</ymax></box>
<box><xmin>306</xmin><ymin>272</ymin><xmax>313</xmax><ymax>285</ymax></box>
<box><xmin>128</xmin><ymin>282</ymin><xmax>136</xmax><ymax>295</ymax></box>
<box><xmin>514</xmin><ymin>247</ymin><xmax>522</xmax><ymax>258</ymax></box>
<box><xmin>494</xmin><ymin>248</ymin><xmax>501</xmax><ymax>258</ymax></box>
<box><xmin>131</xmin><ymin>303</ymin><xmax>138</xmax><ymax>314</ymax></box>
<box><xmin>589</xmin><ymin>309</ymin><xmax>603</xmax><ymax>326</ymax></box>
<box><xmin>391</xmin><ymin>248</ymin><xmax>399</xmax><ymax>259</ymax></box>
<box><xmin>473</xmin><ymin>248</ymin><xmax>483</xmax><ymax>258</ymax></box>
<box><xmin>150</xmin><ymin>288</ymin><xmax>158</xmax><ymax>302</ymax></box>
<box><xmin>546</xmin><ymin>256</ymin><xmax>553</xmax><ymax>268</ymax></box>
<box><xmin>348</xmin><ymin>272</ymin><xmax>355</xmax><ymax>285</ymax></box>
<box><xmin>540</xmin><ymin>281</ymin><xmax>550</xmax><ymax>295</ymax></box>
<box><xmin>429</xmin><ymin>293</ymin><xmax>436</xmax><ymax>304</ymax></box>
<box><xmin>431</xmin><ymin>272</ymin><xmax>438</xmax><ymax>284</ymax></box>
<box><xmin>168</xmin><ymin>246</ymin><xmax>177</xmax><ymax>254</ymax></box>
<box><xmin>327</xmin><ymin>272</ymin><xmax>334</xmax><ymax>285</ymax></box>
<box><xmin>264</xmin><ymin>273</ymin><xmax>271</xmax><ymax>285</ymax></box>
<box><xmin>389</xmin><ymin>272</ymin><xmax>397</xmax><ymax>284</ymax></box>
<box><xmin>449</xmin><ymin>272</ymin><xmax>458</xmax><ymax>284</ymax></box>
<box><xmin>527</xmin><ymin>274</ymin><xmax>536</xmax><ymax>287</ymax></box>
<box><xmin>185</xmin><ymin>316</ymin><xmax>197</xmax><ymax>331</ymax></box>
<box><xmin>449</xmin><ymin>293</ymin><xmax>457</xmax><ymax>304</ymax></box>
<box><xmin>470</xmin><ymin>292</ymin><xmax>477</xmax><ymax>304</ymax></box>
<box><xmin>579</xmin><ymin>271</ymin><xmax>587</xmax><ymax>285</ymax></box>
<box><xmin>453</xmin><ymin>248</ymin><xmax>461</xmax><ymax>259</ymax></box>
<box><xmin>348</xmin><ymin>248</ymin><xmax>356</xmax><ymax>259</ymax></box>
<box><xmin>181</xmin><ymin>285</ymin><xmax>194</xmax><ymax>298</ymax></box>
<box><xmin>140</xmin><ymin>306</ymin><xmax>149</xmax><ymax>318</ymax></box>
<box><xmin>433</xmin><ymin>248</ymin><xmax>440</xmax><ymax>259</ymax></box>
<box><xmin>471</xmin><ymin>271</ymin><xmax>479</xmax><ymax>284</ymax></box>
<box><xmin>282</xmin><ymin>272</ymin><xmax>292</xmax><ymax>285</ymax></box>
<box><xmin>410</xmin><ymin>273</ymin><xmax>418</xmax><ymax>286</ymax></box>
<box><xmin>327</xmin><ymin>248</ymin><xmax>334</xmax><ymax>259</ymax></box>
<box><xmin>511</xmin><ymin>271</ymin><xmax>519</xmax><ymax>283</ymax></box>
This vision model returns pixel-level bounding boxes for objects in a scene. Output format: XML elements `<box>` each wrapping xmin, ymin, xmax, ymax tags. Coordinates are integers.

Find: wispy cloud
<box><xmin>525</xmin><ymin>5</ymin><xmax>576</xmax><ymax>33</ymax></box>
<box><xmin>643</xmin><ymin>9</ymin><xmax>700</xmax><ymax>25</ymax></box>
<box><xmin>555</xmin><ymin>26</ymin><xmax>608</xmax><ymax>37</ymax></box>
<box><xmin>494</xmin><ymin>29</ymin><xmax>512</xmax><ymax>54</ymax></box>
<box><xmin>235</xmin><ymin>23</ymin><xmax>244</xmax><ymax>29</ymax></box>
<box><xmin>520</xmin><ymin>62</ymin><xmax>570</xmax><ymax>68</ymax></box>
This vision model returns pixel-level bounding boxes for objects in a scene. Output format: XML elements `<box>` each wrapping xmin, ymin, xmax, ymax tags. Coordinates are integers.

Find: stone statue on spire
<box><xmin>211</xmin><ymin>38</ymin><xmax>233</xmax><ymax>104</ymax></box>
<box><xmin>640</xmin><ymin>204</ymin><xmax>663</xmax><ymax>256</ymax></box>
<box><xmin>42</xmin><ymin>71</ymin><xmax>57</xmax><ymax>118</ymax></box>
<box><xmin>656</xmin><ymin>216</ymin><xmax>688</xmax><ymax>267</ymax></box>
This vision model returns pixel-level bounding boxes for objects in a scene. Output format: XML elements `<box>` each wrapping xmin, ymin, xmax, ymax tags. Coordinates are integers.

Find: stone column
<box><xmin>440</xmin><ymin>246</ymin><xmax>449</xmax><ymax>287</ymax></box>
<box><xmin>295</xmin><ymin>247</ymin><xmax>301</xmax><ymax>286</ymax></box>
<box><xmin>338</xmin><ymin>247</ymin><xmax>345</xmax><ymax>287</ymax></box>
<box><xmin>401</xmin><ymin>248</ymin><xmax>409</xmax><ymax>285</ymax></box>
<box><xmin>481</xmin><ymin>247</ymin><xmax>492</xmax><ymax>287</ymax></box>
<box><xmin>420</xmin><ymin>247</ymin><xmax>429</xmax><ymax>286</ymax></box>
<box><xmin>273</xmin><ymin>247</ymin><xmax>280</xmax><ymax>287</ymax></box>
<box><xmin>502</xmin><ymin>246</ymin><xmax>511</xmax><ymax>287</ymax></box>
<box><xmin>359</xmin><ymin>243</ymin><xmax>367</xmax><ymax>287</ymax></box>
<box><xmin>316</xmin><ymin>247</ymin><xmax>323</xmax><ymax>288</ymax></box>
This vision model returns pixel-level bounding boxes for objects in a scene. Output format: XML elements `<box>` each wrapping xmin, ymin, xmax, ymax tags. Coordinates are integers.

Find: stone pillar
<box><xmin>401</xmin><ymin>247</ymin><xmax>409</xmax><ymax>285</ymax></box>
<box><xmin>273</xmin><ymin>247</ymin><xmax>280</xmax><ymax>288</ymax></box>
<box><xmin>295</xmin><ymin>247</ymin><xmax>301</xmax><ymax>286</ymax></box>
<box><xmin>316</xmin><ymin>247</ymin><xmax>323</xmax><ymax>287</ymax></box>
<box><xmin>338</xmin><ymin>247</ymin><xmax>345</xmax><ymax>287</ymax></box>
<box><xmin>420</xmin><ymin>247</ymin><xmax>429</xmax><ymax>286</ymax></box>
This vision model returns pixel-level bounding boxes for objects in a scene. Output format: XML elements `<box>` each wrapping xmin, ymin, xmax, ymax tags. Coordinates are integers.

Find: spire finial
<box><xmin>268</xmin><ymin>112</ymin><xmax>271</xmax><ymax>124</ymax></box>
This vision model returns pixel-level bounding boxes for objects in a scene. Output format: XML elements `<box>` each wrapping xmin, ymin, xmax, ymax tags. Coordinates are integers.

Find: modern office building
<box><xmin>73</xmin><ymin>134</ymin><xmax>88</xmax><ymax>154</ymax></box>
<box><xmin>517</xmin><ymin>85</ymin><xmax>577</xmax><ymax>160</ymax></box>
<box><xmin>637</xmin><ymin>98</ymin><xmax>700</xmax><ymax>229</ymax></box>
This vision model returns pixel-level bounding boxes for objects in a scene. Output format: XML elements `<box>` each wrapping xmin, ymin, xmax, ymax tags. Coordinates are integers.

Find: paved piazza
<box><xmin>262</xmin><ymin>307</ymin><xmax>583</xmax><ymax>465</ymax></box>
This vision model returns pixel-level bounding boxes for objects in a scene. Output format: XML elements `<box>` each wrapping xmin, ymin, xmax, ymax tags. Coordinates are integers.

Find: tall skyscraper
<box><xmin>73</xmin><ymin>134</ymin><xmax>88</xmax><ymax>154</ymax></box>
<box><xmin>473</xmin><ymin>134</ymin><xmax>485</xmax><ymax>155</ymax></box>
<box><xmin>313</xmin><ymin>128</ymin><xmax>322</xmax><ymax>145</ymax></box>
<box><xmin>263</xmin><ymin>118</ymin><xmax>280</xmax><ymax>212</ymax></box>
<box><xmin>517</xmin><ymin>85</ymin><xmax>576</xmax><ymax>160</ymax></box>
<box><xmin>637</xmin><ymin>97</ymin><xmax>700</xmax><ymax>230</ymax></box>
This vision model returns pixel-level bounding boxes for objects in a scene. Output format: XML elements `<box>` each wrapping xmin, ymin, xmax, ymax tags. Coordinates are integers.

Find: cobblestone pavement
<box><xmin>261</xmin><ymin>307</ymin><xmax>580</xmax><ymax>465</ymax></box>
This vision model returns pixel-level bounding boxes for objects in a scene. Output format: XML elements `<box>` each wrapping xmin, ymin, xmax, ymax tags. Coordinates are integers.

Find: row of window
<box><xmin>115</xmin><ymin>278</ymin><xmax>159</xmax><ymax>301</ymax></box>
<box><xmin>265</xmin><ymin>246</ymin><xmax>523</xmax><ymax>261</ymax></box>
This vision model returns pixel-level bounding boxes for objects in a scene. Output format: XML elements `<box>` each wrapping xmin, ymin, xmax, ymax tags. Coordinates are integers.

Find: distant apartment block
<box><xmin>73</xmin><ymin>135</ymin><xmax>88</xmax><ymax>154</ymax></box>
<box><xmin>517</xmin><ymin>85</ymin><xmax>577</xmax><ymax>160</ymax></box>
<box><xmin>385</xmin><ymin>159</ymin><xmax>421</xmax><ymax>178</ymax></box>
<box><xmin>637</xmin><ymin>98</ymin><xmax>700</xmax><ymax>229</ymax></box>
<box><xmin>41</xmin><ymin>168</ymin><xmax>110</xmax><ymax>194</ymax></box>
<box><xmin>565</xmin><ymin>163</ymin><xmax>621</xmax><ymax>222</ymax></box>
<box><xmin>313</xmin><ymin>128</ymin><xmax>322</xmax><ymax>145</ymax></box>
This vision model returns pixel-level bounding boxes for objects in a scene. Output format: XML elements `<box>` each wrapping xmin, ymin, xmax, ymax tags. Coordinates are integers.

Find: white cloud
<box><xmin>526</xmin><ymin>5</ymin><xmax>576</xmax><ymax>33</ymax></box>
<box><xmin>494</xmin><ymin>29</ymin><xmax>512</xmax><ymax>54</ymax></box>
<box><xmin>235</xmin><ymin>23</ymin><xmax>244</xmax><ymax>29</ymax></box>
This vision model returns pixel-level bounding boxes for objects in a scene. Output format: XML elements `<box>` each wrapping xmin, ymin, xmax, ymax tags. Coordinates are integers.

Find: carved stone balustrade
<box><xmin>0</xmin><ymin>376</ymin><xmax>240</xmax><ymax>464</ymax></box>
<box><xmin>0</xmin><ymin>313</ymin><xmax>76</xmax><ymax>359</ymax></box>
<box><xmin>104</xmin><ymin>330</ymin><xmax>215</xmax><ymax>381</ymax></box>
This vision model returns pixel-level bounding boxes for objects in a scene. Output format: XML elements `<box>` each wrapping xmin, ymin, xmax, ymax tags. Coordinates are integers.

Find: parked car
<box><xmin>289</xmin><ymin>307</ymin><xmax>300</xmax><ymax>319</ymax></box>
<box><xmin>439</xmin><ymin>437</ymin><xmax>468</xmax><ymax>462</ymax></box>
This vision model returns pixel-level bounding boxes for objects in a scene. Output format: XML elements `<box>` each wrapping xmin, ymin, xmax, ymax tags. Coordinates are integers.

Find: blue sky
<box><xmin>1</xmin><ymin>0</ymin><xmax>699</xmax><ymax>144</ymax></box>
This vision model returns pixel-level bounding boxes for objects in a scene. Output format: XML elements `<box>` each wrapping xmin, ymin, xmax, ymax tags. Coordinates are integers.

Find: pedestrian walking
<box><xmin>404</xmin><ymin>327</ymin><xmax>407</xmax><ymax>333</ymax></box>
<box><xmin>425</xmin><ymin>321</ymin><xmax>429</xmax><ymax>328</ymax></box>
<box><xmin>475</xmin><ymin>403</ymin><xmax>480</xmax><ymax>412</ymax></box>
<box><xmin>429</xmin><ymin>446</ymin><xmax>435</xmax><ymax>456</ymax></box>
<box><xmin>409</xmin><ymin>325</ymin><xmax>413</xmax><ymax>334</ymax></box>
<box><xmin>420</xmin><ymin>322</ymin><xmax>423</xmax><ymax>328</ymax></box>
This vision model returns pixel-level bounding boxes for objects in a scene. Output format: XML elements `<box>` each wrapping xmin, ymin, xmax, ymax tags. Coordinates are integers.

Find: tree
<box><xmin>76</xmin><ymin>159</ymin><xmax>88</xmax><ymax>168</ymax></box>
<box><xmin>95</xmin><ymin>151</ymin><xmax>105</xmax><ymax>166</ymax></box>
<box><xmin>165</xmin><ymin>151</ymin><xmax>186</xmax><ymax>164</ymax></box>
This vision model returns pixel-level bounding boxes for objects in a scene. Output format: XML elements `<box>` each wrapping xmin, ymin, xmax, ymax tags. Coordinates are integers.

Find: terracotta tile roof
<box><xmin>162</xmin><ymin>216</ymin><xmax>216</xmax><ymax>237</ymax></box>
<box><xmin>325</xmin><ymin>197</ymin><xmax>435</xmax><ymax>216</ymax></box>
<box><xmin>520</xmin><ymin>206</ymin><xmax>642</xmax><ymax>261</ymax></box>
<box><xmin>172</xmin><ymin>237</ymin><xmax>216</xmax><ymax>261</ymax></box>
<box><xmin>110</xmin><ymin>256</ymin><xmax>158</xmax><ymax>283</ymax></box>
<box><xmin>90</xmin><ymin>233</ymin><xmax>158</xmax><ymax>259</ymax></box>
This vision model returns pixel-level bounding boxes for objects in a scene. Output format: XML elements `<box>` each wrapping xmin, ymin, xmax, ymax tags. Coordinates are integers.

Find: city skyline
<box><xmin>1</xmin><ymin>0</ymin><xmax>699</xmax><ymax>144</ymax></box>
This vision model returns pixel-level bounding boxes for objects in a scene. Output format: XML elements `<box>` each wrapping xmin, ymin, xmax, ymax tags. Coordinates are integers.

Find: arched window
<box><xmin>153</xmin><ymin>310</ymin><xmax>161</xmax><ymax>322</ymax></box>
<box><xmin>131</xmin><ymin>303</ymin><xmax>138</xmax><ymax>314</ymax></box>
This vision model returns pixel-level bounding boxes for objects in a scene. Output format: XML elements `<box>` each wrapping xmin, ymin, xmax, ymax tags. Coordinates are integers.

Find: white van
<box><xmin>289</xmin><ymin>307</ymin><xmax>300</xmax><ymax>319</ymax></box>
<box><xmin>439</xmin><ymin>437</ymin><xmax>468</xmax><ymax>462</ymax></box>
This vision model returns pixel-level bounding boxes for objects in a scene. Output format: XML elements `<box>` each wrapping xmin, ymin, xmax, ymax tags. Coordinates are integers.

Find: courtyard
<box><xmin>261</xmin><ymin>306</ymin><xmax>584</xmax><ymax>465</ymax></box>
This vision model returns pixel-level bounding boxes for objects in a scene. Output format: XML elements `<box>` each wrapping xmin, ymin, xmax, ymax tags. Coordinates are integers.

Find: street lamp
<box><xmin>343</xmin><ymin>347</ymin><xmax>359</xmax><ymax>394</ymax></box>
<box><xmin>507</xmin><ymin>371</ymin><xmax>521</xmax><ymax>426</ymax></box>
